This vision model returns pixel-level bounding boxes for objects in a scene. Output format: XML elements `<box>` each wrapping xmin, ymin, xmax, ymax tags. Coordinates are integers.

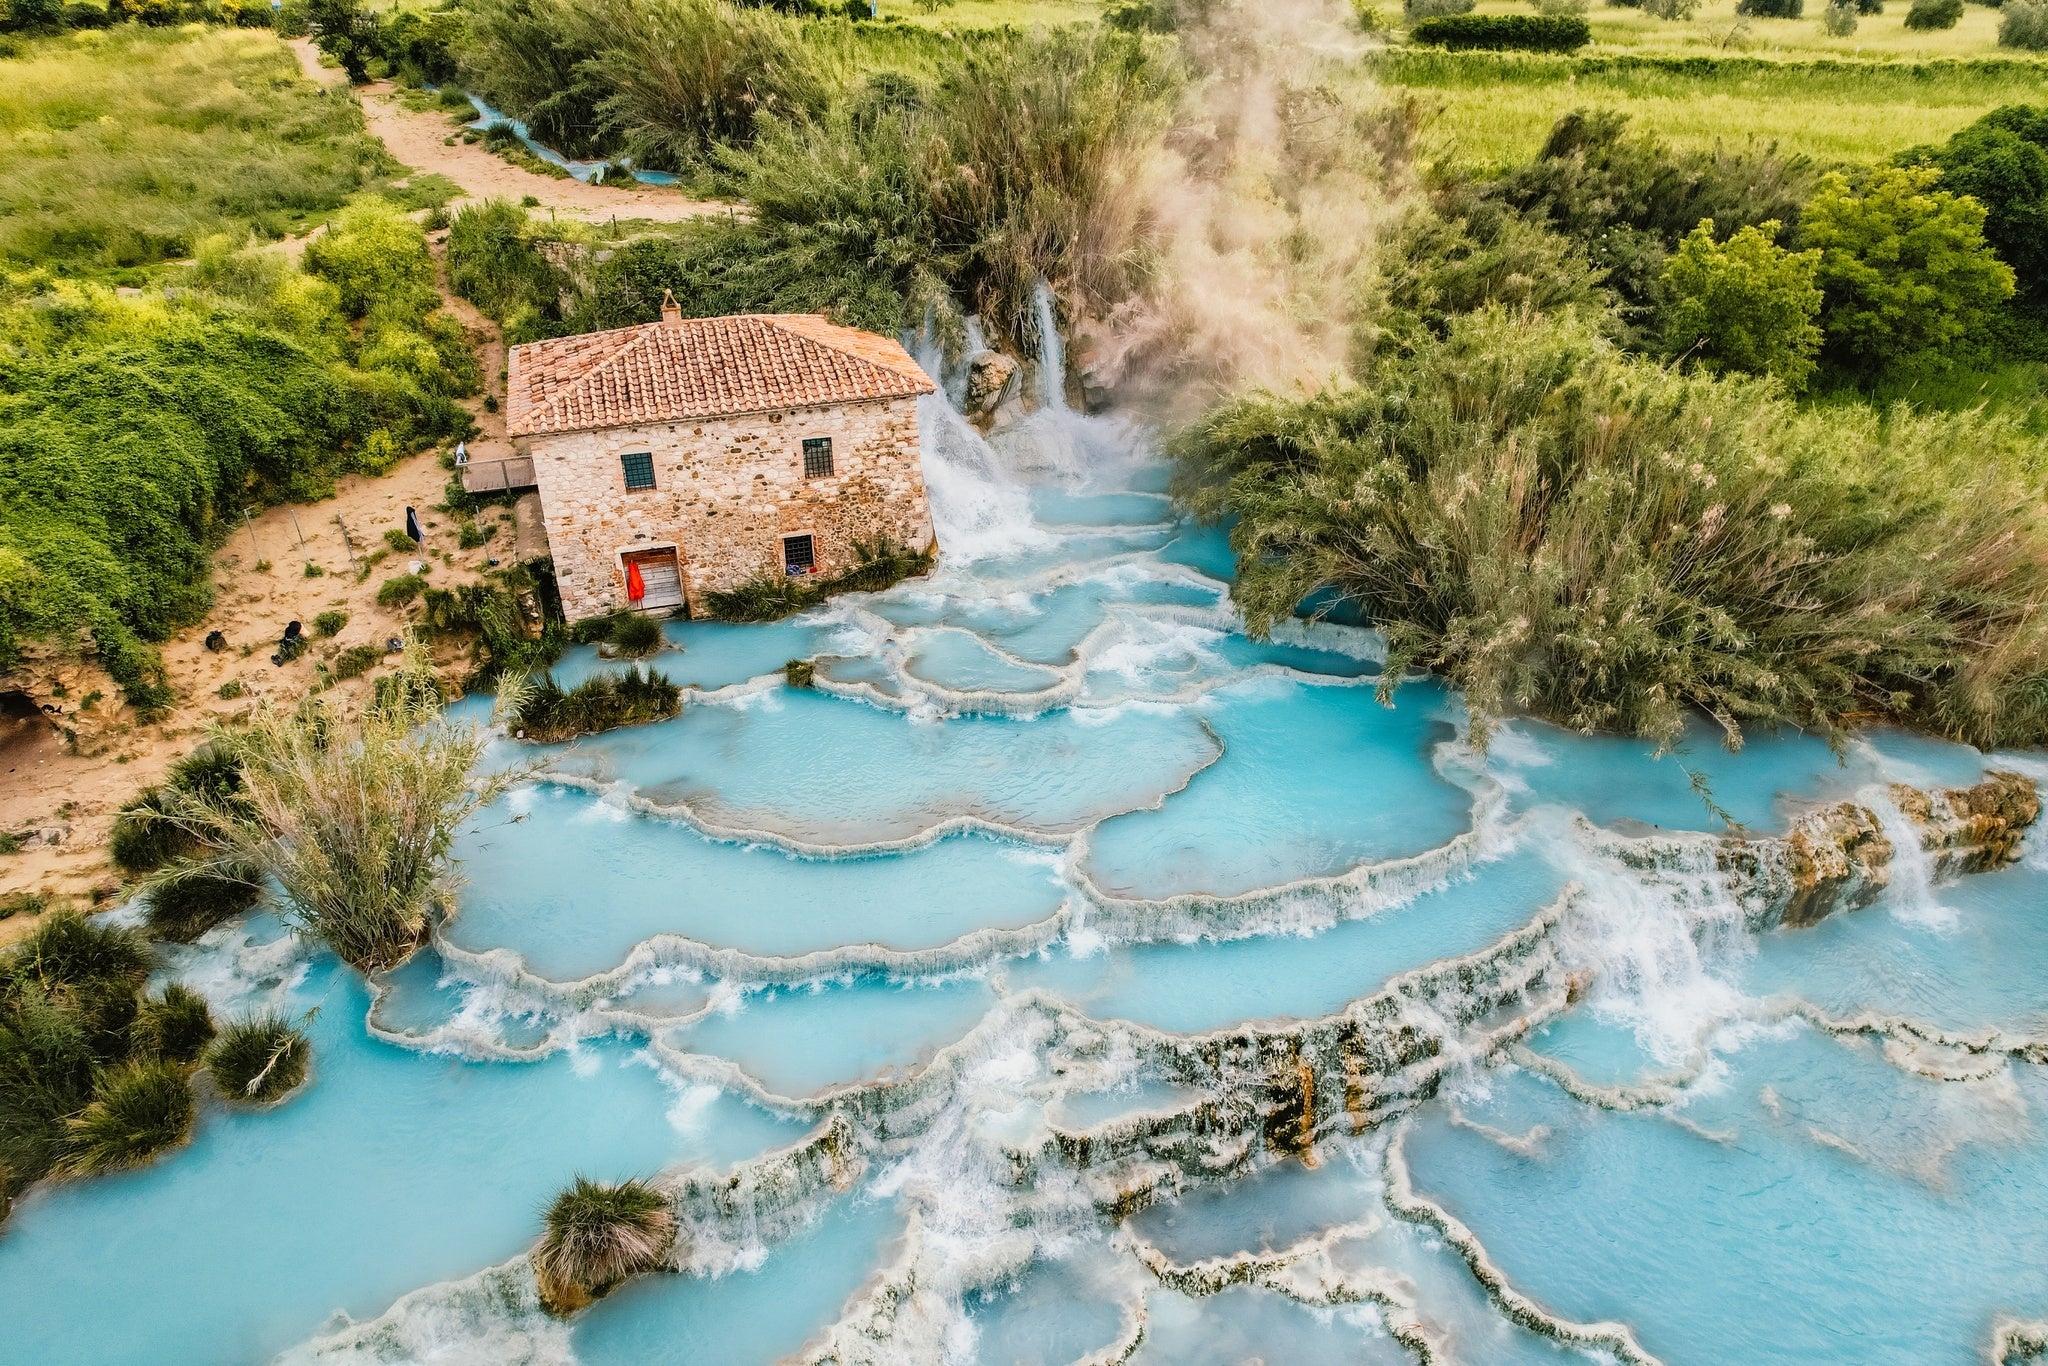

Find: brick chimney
<box><xmin>660</xmin><ymin>288</ymin><xmax>682</xmax><ymax>326</ymax></box>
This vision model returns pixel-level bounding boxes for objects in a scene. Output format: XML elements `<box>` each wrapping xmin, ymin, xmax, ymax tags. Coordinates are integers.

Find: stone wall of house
<box><xmin>528</xmin><ymin>396</ymin><xmax>932</xmax><ymax>622</ymax></box>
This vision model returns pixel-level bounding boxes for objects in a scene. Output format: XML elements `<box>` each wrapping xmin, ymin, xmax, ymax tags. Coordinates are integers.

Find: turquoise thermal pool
<box><xmin>5</xmin><ymin>360</ymin><xmax>2048</xmax><ymax>1366</ymax></box>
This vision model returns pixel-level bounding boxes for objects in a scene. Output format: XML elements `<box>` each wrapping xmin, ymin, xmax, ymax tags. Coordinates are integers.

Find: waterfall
<box><xmin>1032</xmin><ymin>279</ymin><xmax>1067</xmax><ymax>411</ymax></box>
<box><xmin>1869</xmin><ymin>791</ymin><xmax>1954</xmax><ymax>928</ymax></box>
<box><xmin>914</xmin><ymin>392</ymin><xmax>1048</xmax><ymax>564</ymax></box>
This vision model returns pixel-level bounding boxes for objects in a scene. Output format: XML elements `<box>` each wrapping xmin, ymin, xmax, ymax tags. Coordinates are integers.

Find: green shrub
<box><xmin>1735</xmin><ymin>0</ymin><xmax>1801</xmax><ymax>14</ymax></box>
<box><xmin>305</xmin><ymin>196</ymin><xmax>440</xmax><ymax>319</ymax></box>
<box><xmin>784</xmin><ymin>658</ymin><xmax>815</xmax><ymax>688</ymax></box>
<box><xmin>1904</xmin><ymin>0</ymin><xmax>1961</xmax><ymax>25</ymax></box>
<box><xmin>109</xmin><ymin>791</ymin><xmax>189</xmax><ymax>875</ymax></box>
<box><xmin>0</xmin><ymin>890</ymin><xmax>49</xmax><ymax>920</ymax></box>
<box><xmin>331</xmin><ymin>643</ymin><xmax>382</xmax><ymax>680</ymax></box>
<box><xmin>1171</xmin><ymin>307</ymin><xmax>2048</xmax><ymax>753</ymax></box>
<box><xmin>54</xmin><ymin>1059</ymin><xmax>194</xmax><ymax>1178</ymax></box>
<box><xmin>533</xmin><ymin>1176</ymin><xmax>676</xmax><ymax>1313</ymax></box>
<box><xmin>141</xmin><ymin>864</ymin><xmax>263</xmax><ymax>942</ymax></box>
<box><xmin>0</xmin><ymin>989</ymin><xmax>100</xmax><ymax>1195</ymax></box>
<box><xmin>1406</xmin><ymin>0</ymin><xmax>1475</xmax><ymax>15</ymax></box>
<box><xmin>446</xmin><ymin>200</ymin><xmax>569</xmax><ymax>334</ymax></box>
<box><xmin>175</xmin><ymin>653</ymin><xmax>509</xmax><ymax>971</ymax></box>
<box><xmin>313</xmin><ymin>610</ymin><xmax>350</xmax><ymax>638</ymax></box>
<box><xmin>458</xmin><ymin>521</ymin><xmax>487</xmax><ymax>550</ymax></box>
<box><xmin>1803</xmin><ymin>166</ymin><xmax>2015</xmax><ymax>378</ymax></box>
<box><xmin>509</xmin><ymin>669</ymin><xmax>683</xmax><ymax>742</ymax></box>
<box><xmin>207</xmin><ymin>1012</ymin><xmax>310</xmax><ymax>1103</ymax></box>
<box><xmin>1409</xmin><ymin>12</ymin><xmax>1589</xmax><ymax>46</ymax></box>
<box><xmin>2001</xmin><ymin>0</ymin><xmax>2048</xmax><ymax>47</ymax></box>
<box><xmin>129</xmin><ymin>984</ymin><xmax>216</xmax><ymax>1064</ymax></box>
<box><xmin>1489</xmin><ymin>110</ymin><xmax>1817</xmax><ymax>319</ymax></box>
<box><xmin>1660</xmin><ymin>219</ymin><xmax>1824</xmax><ymax>387</ymax></box>
<box><xmin>1900</xmin><ymin>107</ymin><xmax>2048</xmax><ymax>309</ymax></box>
<box><xmin>377</xmin><ymin>573</ymin><xmax>427</xmax><ymax>608</ymax></box>
<box><xmin>10</xmin><ymin>913</ymin><xmax>152</xmax><ymax>999</ymax></box>
<box><xmin>0</xmin><ymin>832</ymin><xmax>22</xmax><ymax>857</ymax></box>
<box><xmin>608</xmin><ymin>612</ymin><xmax>663</xmax><ymax>658</ymax></box>
<box><xmin>217</xmin><ymin>679</ymin><xmax>245</xmax><ymax>700</ymax></box>
<box><xmin>703</xmin><ymin>540</ymin><xmax>933</xmax><ymax>623</ymax></box>
<box><xmin>384</xmin><ymin>528</ymin><xmax>419</xmax><ymax>554</ymax></box>
<box><xmin>1821</xmin><ymin>0</ymin><xmax>1858</xmax><ymax>31</ymax></box>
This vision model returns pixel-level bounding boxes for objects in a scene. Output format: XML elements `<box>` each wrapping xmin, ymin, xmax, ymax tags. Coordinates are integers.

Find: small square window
<box><xmin>783</xmin><ymin>534</ymin><xmax>816</xmax><ymax>575</ymax></box>
<box><xmin>802</xmin><ymin>437</ymin><xmax>834</xmax><ymax>479</ymax></box>
<box><xmin>621</xmin><ymin>452</ymin><xmax>655</xmax><ymax>491</ymax></box>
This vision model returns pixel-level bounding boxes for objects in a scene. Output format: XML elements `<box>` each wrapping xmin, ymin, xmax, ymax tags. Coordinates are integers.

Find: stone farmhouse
<box><xmin>505</xmin><ymin>295</ymin><xmax>938</xmax><ymax>622</ymax></box>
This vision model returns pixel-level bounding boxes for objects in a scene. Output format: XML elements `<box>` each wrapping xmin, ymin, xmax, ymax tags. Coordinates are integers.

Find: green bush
<box><xmin>384</xmin><ymin>528</ymin><xmax>419</xmax><ymax>554</ymax></box>
<box><xmin>377</xmin><ymin>573</ymin><xmax>427</xmax><ymax>608</ymax></box>
<box><xmin>1171</xmin><ymin>307</ymin><xmax>2048</xmax><ymax>753</ymax></box>
<box><xmin>142</xmin><ymin>864</ymin><xmax>263</xmax><ymax>942</ymax></box>
<box><xmin>1489</xmin><ymin>110</ymin><xmax>1817</xmax><ymax>320</ymax></box>
<box><xmin>608</xmin><ymin>611</ymin><xmax>663</xmax><ymax>658</ymax></box>
<box><xmin>533</xmin><ymin>1176</ymin><xmax>676</xmax><ymax>1313</ymax></box>
<box><xmin>304</xmin><ymin>198</ymin><xmax>439</xmax><ymax>320</ymax></box>
<box><xmin>1406</xmin><ymin>0</ymin><xmax>1475</xmax><ymax>15</ymax></box>
<box><xmin>129</xmin><ymin>984</ymin><xmax>216</xmax><ymax>1064</ymax></box>
<box><xmin>207</xmin><ymin>1012</ymin><xmax>310</xmax><ymax>1104</ymax></box>
<box><xmin>1409</xmin><ymin>12</ymin><xmax>1589</xmax><ymax>47</ymax></box>
<box><xmin>0</xmin><ymin>890</ymin><xmax>48</xmax><ymax>919</ymax></box>
<box><xmin>10</xmin><ymin>913</ymin><xmax>152</xmax><ymax>999</ymax></box>
<box><xmin>1803</xmin><ymin>166</ymin><xmax>2016</xmax><ymax>378</ymax></box>
<box><xmin>784</xmin><ymin>658</ymin><xmax>815</xmax><ymax>688</ymax></box>
<box><xmin>458</xmin><ymin>521</ymin><xmax>487</xmax><ymax>550</ymax></box>
<box><xmin>177</xmin><ymin>654</ymin><xmax>508</xmax><ymax>971</ymax></box>
<box><xmin>312</xmin><ymin>610</ymin><xmax>350</xmax><ymax>637</ymax></box>
<box><xmin>1660</xmin><ymin>219</ymin><xmax>1824</xmax><ymax>387</ymax></box>
<box><xmin>2002</xmin><ymin>0</ymin><xmax>2048</xmax><ymax>47</ymax></box>
<box><xmin>1735</xmin><ymin>0</ymin><xmax>1801</xmax><ymax>15</ymax></box>
<box><xmin>109</xmin><ymin>744</ymin><xmax>246</xmax><ymax>874</ymax></box>
<box><xmin>331</xmin><ymin>643</ymin><xmax>382</xmax><ymax>680</ymax></box>
<box><xmin>55</xmin><ymin>1059</ymin><xmax>194</xmax><ymax>1178</ymax></box>
<box><xmin>1900</xmin><ymin>107</ymin><xmax>2048</xmax><ymax>308</ymax></box>
<box><xmin>1904</xmin><ymin>0</ymin><xmax>1961</xmax><ymax>25</ymax></box>
<box><xmin>445</xmin><ymin>200</ymin><xmax>570</xmax><ymax>337</ymax></box>
<box><xmin>509</xmin><ymin>668</ymin><xmax>683</xmax><ymax>742</ymax></box>
<box><xmin>1821</xmin><ymin>0</ymin><xmax>1858</xmax><ymax>31</ymax></box>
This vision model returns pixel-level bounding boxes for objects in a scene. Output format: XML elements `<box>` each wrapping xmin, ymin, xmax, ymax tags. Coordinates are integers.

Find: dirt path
<box><xmin>288</xmin><ymin>39</ymin><xmax>731</xmax><ymax>223</ymax></box>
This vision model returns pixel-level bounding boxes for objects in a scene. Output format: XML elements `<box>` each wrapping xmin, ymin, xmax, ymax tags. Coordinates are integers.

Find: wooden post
<box><xmin>335</xmin><ymin>515</ymin><xmax>358</xmax><ymax>572</ymax></box>
<box><xmin>288</xmin><ymin>507</ymin><xmax>306</xmax><ymax>551</ymax></box>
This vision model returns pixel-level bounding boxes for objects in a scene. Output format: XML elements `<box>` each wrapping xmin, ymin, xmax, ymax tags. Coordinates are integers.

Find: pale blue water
<box><xmin>4</xmin><ymin>388</ymin><xmax>2046</xmax><ymax>1364</ymax></box>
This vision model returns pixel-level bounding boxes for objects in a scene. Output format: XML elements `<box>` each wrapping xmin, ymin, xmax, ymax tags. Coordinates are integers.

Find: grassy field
<box><xmin>1384</xmin><ymin>45</ymin><xmax>2048</xmax><ymax>168</ymax></box>
<box><xmin>873</xmin><ymin>0</ymin><xmax>1103</xmax><ymax>27</ymax></box>
<box><xmin>1529</xmin><ymin>0</ymin><xmax>2021</xmax><ymax>58</ymax></box>
<box><xmin>0</xmin><ymin>26</ymin><xmax>389</xmax><ymax>277</ymax></box>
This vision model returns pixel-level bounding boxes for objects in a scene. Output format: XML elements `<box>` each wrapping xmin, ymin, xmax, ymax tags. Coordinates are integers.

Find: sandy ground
<box><xmin>289</xmin><ymin>39</ymin><xmax>731</xmax><ymax>224</ymax></box>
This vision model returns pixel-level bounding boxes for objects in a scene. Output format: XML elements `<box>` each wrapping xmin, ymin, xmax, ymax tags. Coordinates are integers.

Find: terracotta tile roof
<box><xmin>505</xmin><ymin>313</ymin><xmax>937</xmax><ymax>437</ymax></box>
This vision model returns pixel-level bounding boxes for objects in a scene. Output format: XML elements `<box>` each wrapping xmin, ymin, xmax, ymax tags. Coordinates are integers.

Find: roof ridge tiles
<box><xmin>506</xmin><ymin>312</ymin><xmax>936</xmax><ymax>437</ymax></box>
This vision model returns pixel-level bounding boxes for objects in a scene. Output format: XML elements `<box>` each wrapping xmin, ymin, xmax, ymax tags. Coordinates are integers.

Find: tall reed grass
<box><xmin>172</xmin><ymin>650</ymin><xmax>513</xmax><ymax>971</ymax></box>
<box><xmin>1175</xmin><ymin>307</ymin><xmax>2048</xmax><ymax>751</ymax></box>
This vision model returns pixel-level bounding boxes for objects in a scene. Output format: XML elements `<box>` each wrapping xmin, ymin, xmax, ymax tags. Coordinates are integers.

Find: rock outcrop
<box><xmin>1727</xmin><ymin>771</ymin><xmax>2040</xmax><ymax>929</ymax></box>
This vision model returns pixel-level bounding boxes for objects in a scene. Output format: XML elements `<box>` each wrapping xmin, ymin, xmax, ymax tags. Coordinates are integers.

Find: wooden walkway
<box><xmin>460</xmin><ymin>454</ymin><xmax>536</xmax><ymax>494</ymax></box>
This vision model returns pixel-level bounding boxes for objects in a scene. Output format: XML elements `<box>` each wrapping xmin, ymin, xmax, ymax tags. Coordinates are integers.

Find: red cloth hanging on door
<box><xmin>626</xmin><ymin>559</ymin><xmax>646</xmax><ymax>602</ymax></box>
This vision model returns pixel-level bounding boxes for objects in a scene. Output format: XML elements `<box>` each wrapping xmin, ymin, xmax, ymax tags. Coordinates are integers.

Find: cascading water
<box><xmin>1031</xmin><ymin>280</ymin><xmax>1067</xmax><ymax>411</ymax></box>
<box><xmin>4</xmin><ymin>323</ymin><xmax>2048</xmax><ymax>1366</ymax></box>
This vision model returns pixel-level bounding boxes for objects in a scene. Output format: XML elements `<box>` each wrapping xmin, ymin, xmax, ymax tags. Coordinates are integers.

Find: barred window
<box><xmin>621</xmin><ymin>452</ymin><xmax>655</xmax><ymax>491</ymax></box>
<box><xmin>783</xmin><ymin>534</ymin><xmax>816</xmax><ymax>575</ymax></box>
<box><xmin>802</xmin><ymin>437</ymin><xmax>834</xmax><ymax>479</ymax></box>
